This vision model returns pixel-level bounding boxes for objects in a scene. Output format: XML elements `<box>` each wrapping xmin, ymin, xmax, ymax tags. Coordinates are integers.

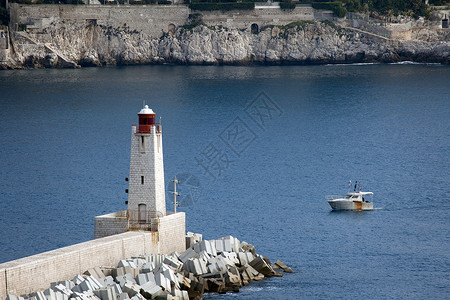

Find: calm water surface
<box><xmin>0</xmin><ymin>64</ymin><xmax>449</xmax><ymax>299</ymax></box>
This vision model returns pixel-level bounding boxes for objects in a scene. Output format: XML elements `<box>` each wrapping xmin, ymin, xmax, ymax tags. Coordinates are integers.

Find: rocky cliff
<box><xmin>2</xmin><ymin>20</ymin><xmax>449</xmax><ymax>69</ymax></box>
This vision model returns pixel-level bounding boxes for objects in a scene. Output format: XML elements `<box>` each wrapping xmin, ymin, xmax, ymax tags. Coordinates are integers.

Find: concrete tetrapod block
<box><xmin>84</xmin><ymin>267</ymin><xmax>105</xmax><ymax>280</ymax></box>
<box><xmin>175</xmin><ymin>274</ymin><xmax>191</xmax><ymax>290</ymax></box>
<box><xmin>128</xmin><ymin>258</ymin><xmax>144</xmax><ymax>269</ymax></box>
<box><xmin>72</xmin><ymin>276</ymin><xmax>85</xmax><ymax>286</ymax></box>
<box><xmin>52</xmin><ymin>284</ymin><xmax>72</xmax><ymax>296</ymax></box>
<box><xmin>197</xmin><ymin>250</ymin><xmax>210</xmax><ymax>262</ymax></box>
<box><xmin>44</xmin><ymin>288</ymin><xmax>56</xmax><ymax>300</ymax></box>
<box><xmin>185</xmin><ymin>236</ymin><xmax>195</xmax><ymax>249</ymax></box>
<box><xmin>218</xmin><ymin>236</ymin><xmax>240</xmax><ymax>253</ymax></box>
<box><xmin>136</xmin><ymin>272</ymin><xmax>156</xmax><ymax>286</ymax></box>
<box><xmin>93</xmin><ymin>287</ymin><xmax>117</xmax><ymax>300</ymax></box>
<box><xmin>241</xmin><ymin>264</ymin><xmax>264</xmax><ymax>281</ymax></box>
<box><xmin>209</xmin><ymin>241</ymin><xmax>217</xmax><ymax>257</ymax></box>
<box><xmin>101</xmin><ymin>276</ymin><xmax>115</xmax><ymax>287</ymax></box>
<box><xmin>140</xmin><ymin>281</ymin><xmax>163</xmax><ymax>299</ymax></box>
<box><xmin>163</xmin><ymin>271</ymin><xmax>179</xmax><ymax>290</ymax></box>
<box><xmin>178</xmin><ymin>248</ymin><xmax>196</xmax><ymax>263</ymax></box>
<box><xmin>54</xmin><ymin>292</ymin><xmax>69</xmax><ymax>300</ymax></box>
<box><xmin>186</xmin><ymin>232</ymin><xmax>202</xmax><ymax>244</ymax></box>
<box><xmin>129</xmin><ymin>293</ymin><xmax>145</xmax><ymax>300</ymax></box>
<box><xmin>117</xmin><ymin>260</ymin><xmax>130</xmax><ymax>268</ymax></box>
<box><xmin>180</xmin><ymin>290</ymin><xmax>189</xmax><ymax>300</ymax></box>
<box><xmin>112</xmin><ymin>267</ymin><xmax>135</xmax><ymax>278</ymax></box>
<box><xmin>163</xmin><ymin>256</ymin><xmax>182</xmax><ymax>271</ymax></box>
<box><xmin>168</xmin><ymin>252</ymin><xmax>181</xmax><ymax>262</ymax></box>
<box><xmin>186</xmin><ymin>279</ymin><xmax>204</xmax><ymax>300</ymax></box>
<box><xmin>207</xmin><ymin>263</ymin><xmax>220</xmax><ymax>275</ymax></box>
<box><xmin>200</xmin><ymin>240</ymin><xmax>211</xmax><ymax>256</ymax></box>
<box><xmin>141</xmin><ymin>262</ymin><xmax>155</xmax><ymax>274</ymax></box>
<box><xmin>214</xmin><ymin>240</ymin><xmax>224</xmax><ymax>254</ymax></box>
<box><xmin>238</xmin><ymin>252</ymin><xmax>254</xmax><ymax>266</ymax></box>
<box><xmin>193</xmin><ymin>243</ymin><xmax>200</xmax><ymax>254</ymax></box>
<box><xmin>148</xmin><ymin>255</ymin><xmax>166</xmax><ymax>267</ymax></box>
<box><xmin>87</xmin><ymin>276</ymin><xmax>104</xmax><ymax>290</ymax></box>
<box><xmin>51</xmin><ymin>281</ymin><xmax>74</xmax><ymax>291</ymax></box>
<box><xmin>273</xmin><ymin>259</ymin><xmax>293</xmax><ymax>273</ymax></box>
<box><xmin>73</xmin><ymin>279</ymin><xmax>95</xmax><ymax>293</ymax></box>
<box><xmin>119</xmin><ymin>293</ymin><xmax>130</xmax><ymax>300</ymax></box>
<box><xmin>248</xmin><ymin>256</ymin><xmax>275</xmax><ymax>277</ymax></box>
<box><xmin>154</xmin><ymin>273</ymin><xmax>171</xmax><ymax>294</ymax></box>
<box><xmin>125</xmin><ymin>273</ymin><xmax>137</xmax><ymax>284</ymax></box>
<box><xmin>30</xmin><ymin>291</ymin><xmax>46</xmax><ymax>300</ymax></box>
<box><xmin>121</xmin><ymin>282</ymin><xmax>141</xmax><ymax>298</ymax></box>
<box><xmin>187</xmin><ymin>259</ymin><xmax>205</xmax><ymax>276</ymax></box>
<box><xmin>223</xmin><ymin>239</ymin><xmax>232</xmax><ymax>253</ymax></box>
<box><xmin>239</xmin><ymin>241</ymin><xmax>256</xmax><ymax>256</ymax></box>
<box><xmin>111</xmin><ymin>284</ymin><xmax>123</xmax><ymax>296</ymax></box>
<box><xmin>221</xmin><ymin>252</ymin><xmax>239</xmax><ymax>265</ymax></box>
<box><xmin>135</xmin><ymin>274</ymin><xmax>148</xmax><ymax>286</ymax></box>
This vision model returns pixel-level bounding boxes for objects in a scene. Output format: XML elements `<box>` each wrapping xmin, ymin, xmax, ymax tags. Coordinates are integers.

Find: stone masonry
<box><xmin>127</xmin><ymin>123</ymin><xmax>166</xmax><ymax>217</ymax></box>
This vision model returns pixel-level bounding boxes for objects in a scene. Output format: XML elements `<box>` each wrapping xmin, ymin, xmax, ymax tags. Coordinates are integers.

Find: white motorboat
<box><xmin>326</xmin><ymin>182</ymin><xmax>374</xmax><ymax>210</ymax></box>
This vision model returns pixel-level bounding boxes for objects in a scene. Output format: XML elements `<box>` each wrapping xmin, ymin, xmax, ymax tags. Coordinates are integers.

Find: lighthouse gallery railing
<box><xmin>127</xmin><ymin>209</ymin><xmax>163</xmax><ymax>232</ymax></box>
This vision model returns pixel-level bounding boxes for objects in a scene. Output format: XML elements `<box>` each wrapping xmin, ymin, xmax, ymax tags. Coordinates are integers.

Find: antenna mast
<box><xmin>171</xmin><ymin>177</ymin><xmax>180</xmax><ymax>213</ymax></box>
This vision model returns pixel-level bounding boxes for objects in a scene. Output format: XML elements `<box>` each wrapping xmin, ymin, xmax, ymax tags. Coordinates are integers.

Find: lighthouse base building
<box><xmin>94</xmin><ymin>105</ymin><xmax>185</xmax><ymax>254</ymax></box>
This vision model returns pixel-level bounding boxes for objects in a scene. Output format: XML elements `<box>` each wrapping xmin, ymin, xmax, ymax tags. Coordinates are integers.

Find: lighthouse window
<box><xmin>141</xmin><ymin>176</ymin><xmax>144</xmax><ymax>184</ymax></box>
<box><xmin>139</xmin><ymin>136</ymin><xmax>145</xmax><ymax>153</ymax></box>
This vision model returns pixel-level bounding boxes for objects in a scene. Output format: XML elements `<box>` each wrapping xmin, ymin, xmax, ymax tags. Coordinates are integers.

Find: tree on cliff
<box><xmin>0</xmin><ymin>0</ymin><xmax>9</xmax><ymax>26</ymax></box>
<box><xmin>343</xmin><ymin>0</ymin><xmax>432</xmax><ymax>18</ymax></box>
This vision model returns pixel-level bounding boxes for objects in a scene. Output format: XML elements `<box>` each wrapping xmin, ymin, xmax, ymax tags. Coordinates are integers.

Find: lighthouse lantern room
<box><xmin>137</xmin><ymin>105</ymin><xmax>156</xmax><ymax>134</ymax></box>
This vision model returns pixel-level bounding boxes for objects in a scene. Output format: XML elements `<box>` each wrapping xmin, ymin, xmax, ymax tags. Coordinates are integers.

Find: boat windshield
<box><xmin>345</xmin><ymin>194</ymin><xmax>352</xmax><ymax>199</ymax></box>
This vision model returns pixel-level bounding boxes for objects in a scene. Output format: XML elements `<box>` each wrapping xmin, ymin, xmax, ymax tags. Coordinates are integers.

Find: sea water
<box><xmin>0</xmin><ymin>64</ymin><xmax>449</xmax><ymax>299</ymax></box>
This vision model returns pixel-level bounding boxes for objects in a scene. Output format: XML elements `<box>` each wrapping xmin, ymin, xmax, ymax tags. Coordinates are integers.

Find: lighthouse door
<box><xmin>138</xmin><ymin>204</ymin><xmax>147</xmax><ymax>223</ymax></box>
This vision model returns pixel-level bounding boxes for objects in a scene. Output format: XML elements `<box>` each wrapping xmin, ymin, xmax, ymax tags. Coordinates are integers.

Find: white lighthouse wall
<box><xmin>128</xmin><ymin>125</ymin><xmax>166</xmax><ymax>215</ymax></box>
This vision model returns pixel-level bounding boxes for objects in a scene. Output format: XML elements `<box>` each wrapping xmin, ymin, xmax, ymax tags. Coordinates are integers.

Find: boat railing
<box><xmin>325</xmin><ymin>195</ymin><xmax>343</xmax><ymax>201</ymax></box>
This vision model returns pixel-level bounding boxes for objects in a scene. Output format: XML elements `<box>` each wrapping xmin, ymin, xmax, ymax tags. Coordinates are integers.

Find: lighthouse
<box><xmin>127</xmin><ymin>105</ymin><xmax>166</xmax><ymax>224</ymax></box>
<box><xmin>95</xmin><ymin>105</ymin><xmax>185</xmax><ymax>254</ymax></box>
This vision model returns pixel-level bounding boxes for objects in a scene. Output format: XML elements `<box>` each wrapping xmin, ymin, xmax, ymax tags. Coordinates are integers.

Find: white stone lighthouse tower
<box><xmin>127</xmin><ymin>105</ymin><xmax>166</xmax><ymax>222</ymax></box>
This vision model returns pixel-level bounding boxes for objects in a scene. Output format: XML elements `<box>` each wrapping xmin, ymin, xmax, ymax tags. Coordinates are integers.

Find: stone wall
<box><xmin>200</xmin><ymin>6</ymin><xmax>315</xmax><ymax>29</ymax></box>
<box><xmin>9</xmin><ymin>4</ymin><xmax>190</xmax><ymax>38</ymax></box>
<box><xmin>158</xmin><ymin>212</ymin><xmax>186</xmax><ymax>254</ymax></box>
<box><xmin>0</xmin><ymin>232</ymin><xmax>158</xmax><ymax>299</ymax></box>
<box><xmin>10</xmin><ymin>4</ymin><xmax>323</xmax><ymax>39</ymax></box>
<box><xmin>94</xmin><ymin>210</ymin><xmax>128</xmax><ymax>239</ymax></box>
<box><xmin>94</xmin><ymin>211</ymin><xmax>185</xmax><ymax>250</ymax></box>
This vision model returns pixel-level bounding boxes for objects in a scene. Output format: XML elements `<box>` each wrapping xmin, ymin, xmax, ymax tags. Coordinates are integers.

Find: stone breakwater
<box><xmin>1</xmin><ymin>20</ymin><xmax>449</xmax><ymax>69</ymax></box>
<box><xmin>4</xmin><ymin>233</ymin><xmax>292</xmax><ymax>300</ymax></box>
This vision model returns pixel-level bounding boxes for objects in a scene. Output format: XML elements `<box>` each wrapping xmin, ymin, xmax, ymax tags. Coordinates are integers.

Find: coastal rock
<box><xmin>2</xmin><ymin>20</ymin><xmax>449</xmax><ymax>69</ymax></box>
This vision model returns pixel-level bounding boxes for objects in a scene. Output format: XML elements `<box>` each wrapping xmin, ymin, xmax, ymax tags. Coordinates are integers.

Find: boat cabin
<box><xmin>345</xmin><ymin>192</ymin><xmax>373</xmax><ymax>203</ymax></box>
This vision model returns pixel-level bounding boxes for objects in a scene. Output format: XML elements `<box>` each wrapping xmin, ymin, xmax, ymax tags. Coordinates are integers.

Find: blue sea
<box><xmin>0</xmin><ymin>64</ymin><xmax>449</xmax><ymax>299</ymax></box>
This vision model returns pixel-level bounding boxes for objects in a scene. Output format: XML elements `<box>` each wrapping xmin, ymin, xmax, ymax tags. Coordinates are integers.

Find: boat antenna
<box><xmin>358</xmin><ymin>181</ymin><xmax>361</xmax><ymax>191</ymax></box>
<box><xmin>354</xmin><ymin>181</ymin><xmax>357</xmax><ymax>192</ymax></box>
<box><xmin>348</xmin><ymin>180</ymin><xmax>352</xmax><ymax>192</ymax></box>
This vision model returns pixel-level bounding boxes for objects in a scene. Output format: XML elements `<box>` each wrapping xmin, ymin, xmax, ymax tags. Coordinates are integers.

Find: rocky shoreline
<box><xmin>5</xmin><ymin>234</ymin><xmax>293</xmax><ymax>300</ymax></box>
<box><xmin>1</xmin><ymin>20</ymin><xmax>449</xmax><ymax>69</ymax></box>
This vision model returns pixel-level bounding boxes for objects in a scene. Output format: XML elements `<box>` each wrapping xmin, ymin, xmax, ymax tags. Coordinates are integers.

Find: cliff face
<box><xmin>2</xmin><ymin>20</ymin><xmax>449</xmax><ymax>69</ymax></box>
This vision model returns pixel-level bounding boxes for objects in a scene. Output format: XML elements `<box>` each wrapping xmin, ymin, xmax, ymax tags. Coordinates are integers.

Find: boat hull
<box><xmin>328</xmin><ymin>200</ymin><xmax>373</xmax><ymax>211</ymax></box>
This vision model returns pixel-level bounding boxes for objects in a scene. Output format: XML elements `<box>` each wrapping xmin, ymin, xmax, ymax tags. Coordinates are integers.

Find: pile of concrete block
<box><xmin>6</xmin><ymin>235</ymin><xmax>292</xmax><ymax>300</ymax></box>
